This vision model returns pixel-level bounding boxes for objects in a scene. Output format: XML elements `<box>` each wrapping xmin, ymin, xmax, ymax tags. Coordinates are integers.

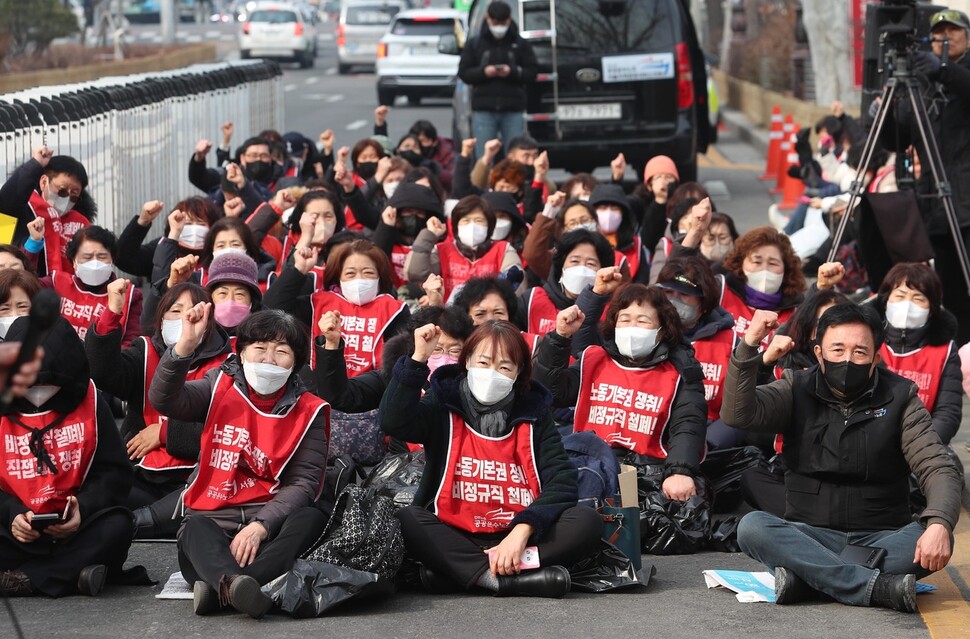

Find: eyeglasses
<box><xmin>432</xmin><ymin>345</ymin><xmax>463</xmax><ymax>356</ymax></box>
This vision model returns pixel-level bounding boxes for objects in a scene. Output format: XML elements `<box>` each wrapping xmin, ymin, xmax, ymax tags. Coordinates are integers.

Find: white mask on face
<box><xmin>575</xmin><ymin>222</ymin><xmax>598</xmax><ymax>233</ymax></box>
<box><xmin>614</xmin><ymin>326</ymin><xmax>659</xmax><ymax>359</ymax></box>
<box><xmin>178</xmin><ymin>224</ymin><xmax>209</xmax><ymax>250</ymax></box>
<box><xmin>243</xmin><ymin>359</ymin><xmax>292</xmax><ymax>396</ymax></box>
<box><xmin>458</xmin><ymin>222</ymin><xmax>489</xmax><ymax>249</ymax></box>
<box><xmin>212</xmin><ymin>247</ymin><xmax>246</xmax><ymax>259</ymax></box>
<box><xmin>744</xmin><ymin>269</ymin><xmax>784</xmax><ymax>295</ymax></box>
<box><xmin>161</xmin><ymin>318</ymin><xmax>183</xmax><ymax>347</ymax></box>
<box><xmin>0</xmin><ymin>316</ymin><xmax>17</xmax><ymax>340</ymax></box>
<box><xmin>560</xmin><ymin>265</ymin><xmax>597</xmax><ymax>296</ymax></box>
<box><xmin>488</xmin><ymin>23</ymin><xmax>509</xmax><ymax>39</ymax></box>
<box><xmin>596</xmin><ymin>209</ymin><xmax>622</xmax><ymax>233</ymax></box>
<box><xmin>491</xmin><ymin>218</ymin><xmax>513</xmax><ymax>241</ymax></box>
<box><xmin>341</xmin><ymin>278</ymin><xmax>380</xmax><ymax>306</ymax></box>
<box><xmin>703</xmin><ymin>243</ymin><xmax>732</xmax><ymax>262</ymax></box>
<box><xmin>886</xmin><ymin>300</ymin><xmax>930</xmax><ymax>330</ymax></box>
<box><xmin>466</xmin><ymin>366</ymin><xmax>516</xmax><ymax>405</ymax></box>
<box><xmin>383</xmin><ymin>181</ymin><xmax>400</xmax><ymax>199</ymax></box>
<box><xmin>74</xmin><ymin>260</ymin><xmax>113</xmax><ymax>287</ymax></box>
<box><xmin>45</xmin><ymin>182</ymin><xmax>72</xmax><ymax>216</ymax></box>
<box><xmin>24</xmin><ymin>385</ymin><xmax>60</xmax><ymax>408</ymax></box>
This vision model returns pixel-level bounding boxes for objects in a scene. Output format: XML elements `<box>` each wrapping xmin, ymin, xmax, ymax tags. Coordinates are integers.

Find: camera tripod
<box><xmin>825</xmin><ymin>53</ymin><xmax>970</xmax><ymax>293</ymax></box>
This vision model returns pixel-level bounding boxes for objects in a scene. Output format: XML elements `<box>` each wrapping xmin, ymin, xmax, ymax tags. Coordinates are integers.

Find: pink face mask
<box><xmin>214</xmin><ymin>300</ymin><xmax>251</xmax><ymax>328</ymax></box>
<box><xmin>427</xmin><ymin>353</ymin><xmax>458</xmax><ymax>373</ymax></box>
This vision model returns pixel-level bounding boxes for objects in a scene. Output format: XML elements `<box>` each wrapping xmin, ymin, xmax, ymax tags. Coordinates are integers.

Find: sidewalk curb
<box><xmin>720</xmin><ymin>108</ymin><xmax>771</xmax><ymax>158</ymax></box>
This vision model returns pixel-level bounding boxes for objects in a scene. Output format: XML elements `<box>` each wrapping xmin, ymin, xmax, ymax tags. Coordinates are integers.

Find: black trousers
<box><xmin>932</xmin><ymin>228</ymin><xmax>970</xmax><ymax>345</ymax></box>
<box><xmin>0</xmin><ymin>509</ymin><xmax>132</xmax><ymax>597</ymax></box>
<box><xmin>177</xmin><ymin>507</ymin><xmax>326</xmax><ymax>587</ymax></box>
<box><xmin>396</xmin><ymin>505</ymin><xmax>603</xmax><ymax>589</ymax></box>
<box><xmin>740</xmin><ymin>465</ymin><xmax>787</xmax><ymax>518</ymax></box>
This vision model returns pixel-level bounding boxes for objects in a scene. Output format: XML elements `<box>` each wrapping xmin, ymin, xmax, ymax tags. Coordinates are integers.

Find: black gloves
<box><xmin>913</xmin><ymin>51</ymin><xmax>942</xmax><ymax>80</ymax></box>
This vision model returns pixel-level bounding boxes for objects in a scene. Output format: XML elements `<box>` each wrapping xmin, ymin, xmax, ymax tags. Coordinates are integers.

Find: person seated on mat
<box><xmin>149</xmin><ymin>308</ymin><xmax>329</xmax><ymax>618</ymax></box>
<box><xmin>722</xmin><ymin>304</ymin><xmax>962</xmax><ymax>612</ymax></box>
<box><xmin>0</xmin><ymin>315</ymin><xmax>133</xmax><ymax>598</ymax></box>
<box><xmin>381</xmin><ymin>320</ymin><xmax>602</xmax><ymax>598</ymax></box>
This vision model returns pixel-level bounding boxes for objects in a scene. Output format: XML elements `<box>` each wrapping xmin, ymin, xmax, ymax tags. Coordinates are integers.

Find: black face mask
<box><xmin>399</xmin><ymin>215</ymin><xmax>425</xmax><ymax>241</ymax></box>
<box><xmin>244</xmin><ymin>160</ymin><xmax>273</xmax><ymax>184</ymax></box>
<box><xmin>822</xmin><ymin>359</ymin><xmax>873</xmax><ymax>397</ymax></box>
<box><xmin>419</xmin><ymin>143</ymin><xmax>436</xmax><ymax>158</ymax></box>
<box><xmin>356</xmin><ymin>161</ymin><xmax>378</xmax><ymax>180</ymax></box>
<box><xmin>399</xmin><ymin>150</ymin><xmax>423</xmax><ymax>167</ymax></box>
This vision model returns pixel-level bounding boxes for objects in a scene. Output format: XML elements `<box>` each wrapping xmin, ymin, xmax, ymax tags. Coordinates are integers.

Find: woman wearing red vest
<box><xmin>870</xmin><ymin>263</ymin><xmax>963</xmax><ymax>445</ymax></box>
<box><xmin>85</xmin><ymin>282</ymin><xmax>232</xmax><ymax>539</ymax></box>
<box><xmin>407</xmin><ymin>195</ymin><xmax>522</xmax><ymax>301</ymax></box>
<box><xmin>718</xmin><ymin>226</ymin><xmax>805</xmax><ymax>350</ymax></box>
<box><xmin>0</xmin><ymin>317</ymin><xmax>132</xmax><ymax>598</ymax></box>
<box><xmin>149</xmin><ymin>308</ymin><xmax>329</xmax><ymax>618</ymax></box>
<box><xmin>41</xmin><ymin>226</ymin><xmax>143</xmax><ymax>349</ymax></box>
<box><xmin>533</xmin><ymin>283</ymin><xmax>707</xmax><ymax>503</ymax></box>
<box><xmin>0</xmin><ymin>270</ymin><xmax>39</xmax><ymax>341</ymax></box>
<box><xmin>588</xmin><ymin>184</ymin><xmax>650</xmax><ymax>284</ymax></box>
<box><xmin>382</xmin><ymin>321</ymin><xmax>602</xmax><ymax>597</ymax></box>
<box><xmin>453</xmin><ymin>277</ymin><xmax>545</xmax><ymax>355</ymax></box>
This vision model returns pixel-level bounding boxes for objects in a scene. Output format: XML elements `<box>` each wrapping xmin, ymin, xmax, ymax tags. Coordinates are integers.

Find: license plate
<box><xmin>557</xmin><ymin>103</ymin><xmax>621</xmax><ymax>121</ymax></box>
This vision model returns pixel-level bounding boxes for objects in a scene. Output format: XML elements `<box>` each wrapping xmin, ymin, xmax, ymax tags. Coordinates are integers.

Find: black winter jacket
<box><xmin>458</xmin><ymin>21</ymin><xmax>538</xmax><ymax>113</ymax></box>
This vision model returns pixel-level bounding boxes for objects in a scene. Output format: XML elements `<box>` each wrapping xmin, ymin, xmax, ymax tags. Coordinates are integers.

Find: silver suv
<box><xmin>338</xmin><ymin>1</ymin><xmax>408</xmax><ymax>74</ymax></box>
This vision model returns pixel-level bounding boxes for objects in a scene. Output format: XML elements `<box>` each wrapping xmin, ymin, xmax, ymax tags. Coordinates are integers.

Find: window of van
<box><xmin>250</xmin><ymin>9</ymin><xmax>299</xmax><ymax>23</ymax></box>
<box><xmin>390</xmin><ymin>18</ymin><xmax>456</xmax><ymax>37</ymax></box>
<box><xmin>346</xmin><ymin>5</ymin><xmax>401</xmax><ymax>25</ymax></box>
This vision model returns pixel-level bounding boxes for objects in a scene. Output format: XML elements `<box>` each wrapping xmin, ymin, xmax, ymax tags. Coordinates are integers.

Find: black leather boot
<box><xmin>496</xmin><ymin>566</ymin><xmax>571</xmax><ymax>598</ymax></box>
<box><xmin>774</xmin><ymin>567</ymin><xmax>814</xmax><ymax>604</ymax></box>
<box><xmin>418</xmin><ymin>566</ymin><xmax>463</xmax><ymax>594</ymax></box>
<box><xmin>77</xmin><ymin>564</ymin><xmax>106</xmax><ymax>597</ymax></box>
<box><xmin>869</xmin><ymin>573</ymin><xmax>917</xmax><ymax>613</ymax></box>
<box><xmin>0</xmin><ymin>569</ymin><xmax>33</xmax><ymax>596</ymax></box>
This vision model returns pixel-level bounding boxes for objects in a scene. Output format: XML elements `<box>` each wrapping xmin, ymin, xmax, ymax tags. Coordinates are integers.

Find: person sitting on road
<box><xmin>722</xmin><ymin>304</ymin><xmax>963</xmax><ymax>613</ymax></box>
<box><xmin>382</xmin><ymin>320</ymin><xmax>602</xmax><ymax>597</ymax></box>
<box><xmin>588</xmin><ymin>185</ymin><xmax>650</xmax><ymax>284</ymax></box>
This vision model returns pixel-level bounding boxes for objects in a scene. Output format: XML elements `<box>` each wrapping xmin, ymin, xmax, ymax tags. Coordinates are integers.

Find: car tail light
<box><xmin>337</xmin><ymin>24</ymin><xmax>345</xmax><ymax>47</ymax></box>
<box><xmin>242</xmin><ymin>22</ymin><xmax>250</xmax><ymax>35</ymax></box>
<box><xmin>377</xmin><ymin>43</ymin><xmax>387</xmax><ymax>58</ymax></box>
<box><xmin>294</xmin><ymin>23</ymin><xmax>304</xmax><ymax>36</ymax></box>
<box><xmin>676</xmin><ymin>42</ymin><xmax>694</xmax><ymax>110</ymax></box>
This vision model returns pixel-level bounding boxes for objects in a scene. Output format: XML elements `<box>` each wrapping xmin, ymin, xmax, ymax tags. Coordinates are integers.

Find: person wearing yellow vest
<box><xmin>85</xmin><ymin>282</ymin><xmax>232</xmax><ymax>539</ymax></box>
<box><xmin>0</xmin><ymin>316</ymin><xmax>132</xmax><ymax>598</ymax></box>
<box><xmin>407</xmin><ymin>195</ymin><xmax>522</xmax><ymax>301</ymax></box>
<box><xmin>382</xmin><ymin>321</ymin><xmax>602</xmax><ymax>597</ymax></box>
<box><xmin>149</xmin><ymin>308</ymin><xmax>329</xmax><ymax>618</ymax></box>
<box><xmin>533</xmin><ymin>282</ymin><xmax>707</xmax><ymax>503</ymax></box>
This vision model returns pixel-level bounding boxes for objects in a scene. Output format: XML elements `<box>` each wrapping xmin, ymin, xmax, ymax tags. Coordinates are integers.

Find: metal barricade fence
<box><xmin>0</xmin><ymin>59</ymin><xmax>283</xmax><ymax>241</ymax></box>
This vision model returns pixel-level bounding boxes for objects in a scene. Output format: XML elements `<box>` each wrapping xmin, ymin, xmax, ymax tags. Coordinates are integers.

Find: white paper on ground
<box><xmin>156</xmin><ymin>571</ymin><xmax>194</xmax><ymax>599</ymax></box>
<box><xmin>703</xmin><ymin>570</ymin><xmax>776</xmax><ymax>603</ymax></box>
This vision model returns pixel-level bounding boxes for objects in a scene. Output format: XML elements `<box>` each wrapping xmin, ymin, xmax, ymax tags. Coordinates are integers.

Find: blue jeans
<box><xmin>472</xmin><ymin>110</ymin><xmax>525</xmax><ymax>160</ymax></box>
<box><xmin>737</xmin><ymin>511</ymin><xmax>932</xmax><ymax>606</ymax></box>
<box><xmin>783</xmin><ymin>201</ymin><xmax>810</xmax><ymax>235</ymax></box>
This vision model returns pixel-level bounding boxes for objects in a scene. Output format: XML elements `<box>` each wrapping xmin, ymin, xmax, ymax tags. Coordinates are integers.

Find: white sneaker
<box><xmin>768</xmin><ymin>203</ymin><xmax>790</xmax><ymax>231</ymax></box>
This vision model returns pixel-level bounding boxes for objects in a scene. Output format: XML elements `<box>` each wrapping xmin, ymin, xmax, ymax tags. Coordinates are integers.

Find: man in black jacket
<box><xmin>722</xmin><ymin>304</ymin><xmax>962</xmax><ymax>613</ymax></box>
<box><xmin>458</xmin><ymin>1</ymin><xmax>538</xmax><ymax>161</ymax></box>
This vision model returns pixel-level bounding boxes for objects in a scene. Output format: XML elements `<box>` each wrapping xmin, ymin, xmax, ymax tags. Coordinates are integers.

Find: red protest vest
<box><xmin>432</xmin><ymin>413</ymin><xmax>542</xmax><ymax>534</ymax></box>
<box><xmin>880</xmin><ymin>342</ymin><xmax>951</xmax><ymax>413</ymax></box>
<box><xmin>619</xmin><ymin>236</ymin><xmax>644</xmax><ymax>279</ymax></box>
<box><xmin>309</xmin><ymin>289</ymin><xmax>406</xmax><ymax>373</ymax></box>
<box><xmin>574</xmin><ymin>345</ymin><xmax>681</xmax><ymax>457</ymax></box>
<box><xmin>526</xmin><ymin>286</ymin><xmax>559</xmax><ymax>336</ymax></box>
<box><xmin>0</xmin><ymin>381</ymin><xmax>98</xmax><ymax>515</ymax></box>
<box><xmin>521</xmin><ymin>331</ymin><xmax>542</xmax><ymax>355</ymax></box>
<box><xmin>437</xmin><ymin>240</ymin><xmax>509</xmax><ymax>299</ymax></box>
<box><xmin>183</xmin><ymin>372</ymin><xmax>327</xmax><ymax>511</ymax></box>
<box><xmin>719</xmin><ymin>278</ymin><xmax>793</xmax><ymax>350</ymax></box>
<box><xmin>390</xmin><ymin>244</ymin><xmax>412</xmax><ymax>288</ymax></box>
<box><xmin>27</xmin><ymin>190</ymin><xmax>90</xmax><ymax>275</ymax></box>
<box><xmin>137</xmin><ymin>337</ymin><xmax>227</xmax><ymax>472</ymax></box>
<box><xmin>51</xmin><ymin>271</ymin><xmax>134</xmax><ymax>342</ymax></box>
<box><xmin>692</xmin><ymin>328</ymin><xmax>737</xmax><ymax>421</ymax></box>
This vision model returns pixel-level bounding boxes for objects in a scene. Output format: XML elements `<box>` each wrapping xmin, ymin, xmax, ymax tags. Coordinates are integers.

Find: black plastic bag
<box><xmin>361</xmin><ymin>450</ymin><xmax>426</xmax><ymax>510</ymax></box>
<box><xmin>699</xmin><ymin>446</ymin><xmax>763</xmax><ymax>513</ymax></box>
<box><xmin>639</xmin><ymin>491</ymin><xmax>711</xmax><ymax>555</ymax></box>
<box><xmin>568</xmin><ymin>539</ymin><xmax>656</xmax><ymax>593</ymax></box>
<box><xmin>708</xmin><ymin>516</ymin><xmax>741</xmax><ymax>553</ymax></box>
<box><xmin>263</xmin><ymin>559</ymin><xmax>384</xmax><ymax>618</ymax></box>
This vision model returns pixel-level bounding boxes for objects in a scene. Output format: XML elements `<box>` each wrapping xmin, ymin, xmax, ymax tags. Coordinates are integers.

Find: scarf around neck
<box><xmin>458</xmin><ymin>377</ymin><xmax>515</xmax><ymax>438</ymax></box>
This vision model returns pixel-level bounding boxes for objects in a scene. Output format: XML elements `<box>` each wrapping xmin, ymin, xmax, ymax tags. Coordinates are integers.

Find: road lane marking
<box><xmin>325</xmin><ymin>94</ymin><xmax>344</xmax><ymax>103</ymax></box>
<box><xmin>921</xmin><ymin>507</ymin><xmax>970</xmax><ymax>638</ymax></box>
<box><xmin>319</xmin><ymin>33</ymin><xmax>334</xmax><ymax>42</ymax></box>
<box><xmin>346</xmin><ymin>120</ymin><xmax>367</xmax><ymax>130</ymax></box>
<box><xmin>205</xmin><ymin>30</ymin><xmax>221</xmax><ymax>38</ymax></box>
<box><xmin>285</xmin><ymin>84</ymin><xmax>297</xmax><ymax>92</ymax></box>
<box><xmin>324</xmin><ymin>67</ymin><xmax>336</xmax><ymax>76</ymax></box>
<box><xmin>306</xmin><ymin>76</ymin><xmax>320</xmax><ymax>85</ymax></box>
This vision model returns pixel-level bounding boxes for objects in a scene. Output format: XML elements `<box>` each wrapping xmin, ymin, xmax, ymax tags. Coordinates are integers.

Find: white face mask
<box><xmin>0</xmin><ymin>316</ymin><xmax>18</xmax><ymax>340</ymax></box>
<box><xmin>614</xmin><ymin>326</ymin><xmax>659</xmax><ymax>359</ymax></box>
<box><xmin>383</xmin><ymin>181</ymin><xmax>400</xmax><ymax>199</ymax></box>
<box><xmin>575</xmin><ymin>222</ymin><xmax>598</xmax><ymax>233</ymax></box>
<box><xmin>178</xmin><ymin>224</ymin><xmax>209</xmax><ymax>250</ymax></box>
<box><xmin>703</xmin><ymin>243</ymin><xmax>732</xmax><ymax>262</ymax></box>
<box><xmin>243</xmin><ymin>359</ymin><xmax>292</xmax><ymax>396</ymax></box>
<box><xmin>212</xmin><ymin>247</ymin><xmax>246</xmax><ymax>259</ymax></box>
<box><xmin>341</xmin><ymin>278</ymin><xmax>380</xmax><ymax>306</ymax></box>
<box><xmin>560</xmin><ymin>265</ymin><xmax>597</xmax><ymax>296</ymax></box>
<box><xmin>596</xmin><ymin>209</ymin><xmax>622</xmax><ymax>233</ymax></box>
<box><xmin>744</xmin><ymin>269</ymin><xmax>784</xmax><ymax>295</ymax></box>
<box><xmin>74</xmin><ymin>260</ymin><xmax>113</xmax><ymax>287</ymax></box>
<box><xmin>458</xmin><ymin>222</ymin><xmax>489</xmax><ymax>249</ymax></box>
<box><xmin>318</xmin><ymin>221</ymin><xmax>337</xmax><ymax>244</ymax></box>
<box><xmin>488</xmin><ymin>23</ymin><xmax>509</xmax><ymax>39</ymax></box>
<box><xmin>161</xmin><ymin>318</ymin><xmax>183</xmax><ymax>347</ymax></box>
<box><xmin>668</xmin><ymin>296</ymin><xmax>699</xmax><ymax>325</ymax></box>
<box><xmin>24</xmin><ymin>385</ymin><xmax>60</xmax><ymax>408</ymax></box>
<box><xmin>45</xmin><ymin>183</ymin><xmax>72</xmax><ymax>216</ymax></box>
<box><xmin>491</xmin><ymin>218</ymin><xmax>513</xmax><ymax>241</ymax></box>
<box><xmin>466</xmin><ymin>366</ymin><xmax>516</xmax><ymax>405</ymax></box>
<box><xmin>886</xmin><ymin>300</ymin><xmax>930</xmax><ymax>330</ymax></box>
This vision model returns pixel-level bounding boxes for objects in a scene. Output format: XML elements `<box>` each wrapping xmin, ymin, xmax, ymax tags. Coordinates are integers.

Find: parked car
<box><xmin>376</xmin><ymin>8</ymin><xmax>467</xmax><ymax>106</ymax></box>
<box><xmin>124</xmin><ymin>0</ymin><xmax>201</xmax><ymax>24</ymax></box>
<box><xmin>240</xmin><ymin>1</ymin><xmax>318</xmax><ymax>68</ymax></box>
<box><xmin>444</xmin><ymin>0</ymin><xmax>711</xmax><ymax>180</ymax></box>
<box><xmin>337</xmin><ymin>0</ymin><xmax>408</xmax><ymax>74</ymax></box>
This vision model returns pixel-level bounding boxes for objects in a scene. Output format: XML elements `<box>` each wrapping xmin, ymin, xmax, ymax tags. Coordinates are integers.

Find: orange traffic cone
<box><xmin>759</xmin><ymin>106</ymin><xmax>783</xmax><ymax>180</ymax></box>
<box><xmin>771</xmin><ymin>115</ymin><xmax>795</xmax><ymax>194</ymax></box>
<box><xmin>778</xmin><ymin>130</ymin><xmax>805</xmax><ymax>210</ymax></box>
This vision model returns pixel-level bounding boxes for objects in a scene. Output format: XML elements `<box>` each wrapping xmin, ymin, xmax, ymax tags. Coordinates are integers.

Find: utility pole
<box><xmin>160</xmin><ymin>0</ymin><xmax>176</xmax><ymax>45</ymax></box>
